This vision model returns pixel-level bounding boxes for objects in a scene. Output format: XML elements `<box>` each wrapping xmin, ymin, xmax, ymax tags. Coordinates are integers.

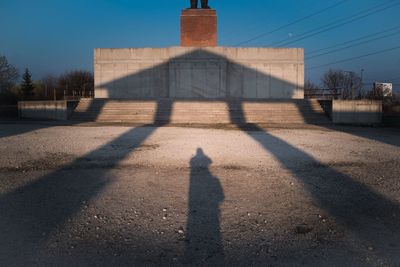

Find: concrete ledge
<box><xmin>332</xmin><ymin>100</ymin><xmax>382</xmax><ymax>125</ymax></box>
<box><xmin>18</xmin><ymin>101</ymin><xmax>78</xmax><ymax>121</ymax></box>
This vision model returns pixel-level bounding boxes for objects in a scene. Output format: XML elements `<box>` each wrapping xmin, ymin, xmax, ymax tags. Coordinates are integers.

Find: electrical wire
<box><xmin>268</xmin><ymin>0</ymin><xmax>400</xmax><ymax>47</ymax></box>
<box><xmin>234</xmin><ymin>0</ymin><xmax>349</xmax><ymax>46</ymax></box>
<box><xmin>306</xmin><ymin>29</ymin><xmax>400</xmax><ymax>60</ymax></box>
<box><xmin>307</xmin><ymin>45</ymin><xmax>400</xmax><ymax>70</ymax></box>
<box><xmin>307</xmin><ymin>25</ymin><xmax>400</xmax><ymax>55</ymax></box>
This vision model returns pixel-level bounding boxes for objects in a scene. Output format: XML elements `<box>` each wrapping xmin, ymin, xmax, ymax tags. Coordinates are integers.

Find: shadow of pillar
<box><xmin>227</xmin><ymin>100</ymin><xmax>400</xmax><ymax>264</ymax></box>
<box><xmin>183</xmin><ymin>148</ymin><xmax>225</xmax><ymax>265</ymax></box>
<box><xmin>0</xmin><ymin>99</ymin><xmax>172</xmax><ymax>265</ymax></box>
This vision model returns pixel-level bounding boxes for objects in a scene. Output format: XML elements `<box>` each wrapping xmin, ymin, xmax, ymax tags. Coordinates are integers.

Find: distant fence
<box><xmin>305</xmin><ymin>88</ymin><xmax>342</xmax><ymax>100</ymax></box>
<box><xmin>63</xmin><ymin>90</ymin><xmax>94</xmax><ymax>101</ymax></box>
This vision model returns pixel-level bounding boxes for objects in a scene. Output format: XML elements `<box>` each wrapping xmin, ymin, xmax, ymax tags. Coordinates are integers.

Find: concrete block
<box><xmin>332</xmin><ymin>100</ymin><xmax>382</xmax><ymax>125</ymax></box>
<box><xmin>94</xmin><ymin>47</ymin><xmax>305</xmax><ymax>100</ymax></box>
<box><xmin>18</xmin><ymin>101</ymin><xmax>77</xmax><ymax>121</ymax></box>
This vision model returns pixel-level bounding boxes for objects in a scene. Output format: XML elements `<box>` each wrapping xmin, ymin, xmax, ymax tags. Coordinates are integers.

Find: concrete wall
<box><xmin>332</xmin><ymin>100</ymin><xmax>382</xmax><ymax>125</ymax></box>
<box><xmin>94</xmin><ymin>47</ymin><xmax>304</xmax><ymax>99</ymax></box>
<box><xmin>18</xmin><ymin>101</ymin><xmax>78</xmax><ymax>121</ymax></box>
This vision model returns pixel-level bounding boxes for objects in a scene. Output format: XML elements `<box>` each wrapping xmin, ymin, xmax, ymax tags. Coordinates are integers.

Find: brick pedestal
<box><xmin>181</xmin><ymin>9</ymin><xmax>217</xmax><ymax>47</ymax></box>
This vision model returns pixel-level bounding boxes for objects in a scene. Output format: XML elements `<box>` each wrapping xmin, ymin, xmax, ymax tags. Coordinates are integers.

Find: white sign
<box><xmin>374</xmin><ymin>82</ymin><xmax>393</xmax><ymax>97</ymax></box>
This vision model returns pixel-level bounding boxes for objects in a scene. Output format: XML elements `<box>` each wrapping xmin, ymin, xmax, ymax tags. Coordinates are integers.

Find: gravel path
<box><xmin>0</xmin><ymin>123</ymin><xmax>399</xmax><ymax>266</ymax></box>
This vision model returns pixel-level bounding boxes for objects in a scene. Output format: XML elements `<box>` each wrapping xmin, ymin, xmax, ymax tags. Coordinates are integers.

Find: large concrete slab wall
<box><xmin>94</xmin><ymin>47</ymin><xmax>304</xmax><ymax>99</ymax></box>
<box><xmin>18</xmin><ymin>101</ymin><xmax>78</xmax><ymax>121</ymax></box>
<box><xmin>332</xmin><ymin>100</ymin><xmax>382</xmax><ymax>125</ymax></box>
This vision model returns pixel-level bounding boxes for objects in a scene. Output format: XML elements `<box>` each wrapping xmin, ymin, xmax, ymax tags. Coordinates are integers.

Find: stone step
<box><xmin>72</xmin><ymin>111</ymin><xmax>328</xmax><ymax>116</ymax></box>
<box><xmin>71</xmin><ymin>116</ymin><xmax>330</xmax><ymax>123</ymax></box>
<box><xmin>70</xmin><ymin>99</ymin><xmax>331</xmax><ymax>125</ymax></box>
<box><xmin>75</xmin><ymin>110</ymin><xmax>323</xmax><ymax>116</ymax></box>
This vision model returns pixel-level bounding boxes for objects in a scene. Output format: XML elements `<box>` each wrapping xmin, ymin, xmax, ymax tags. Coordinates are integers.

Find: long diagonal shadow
<box><xmin>0</xmin><ymin>99</ymin><xmax>172</xmax><ymax>265</ymax></box>
<box><xmin>3</xmin><ymin>47</ymin><xmax>399</xmax><ymax>265</ymax></box>
<box><xmin>228</xmin><ymin>101</ymin><xmax>400</xmax><ymax>264</ymax></box>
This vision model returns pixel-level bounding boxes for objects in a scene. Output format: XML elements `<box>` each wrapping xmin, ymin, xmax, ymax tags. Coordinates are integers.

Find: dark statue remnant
<box><xmin>190</xmin><ymin>0</ymin><xmax>210</xmax><ymax>9</ymax></box>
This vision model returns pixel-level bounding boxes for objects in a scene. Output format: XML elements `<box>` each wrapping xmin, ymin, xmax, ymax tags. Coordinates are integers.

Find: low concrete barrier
<box><xmin>332</xmin><ymin>100</ymin><xmax>382</xmax><ymax>125</ymax></box>
<box><xmin>18</xmin><ymin>101</ymin><xmax>78</xmax><ymax>121</ymax></box>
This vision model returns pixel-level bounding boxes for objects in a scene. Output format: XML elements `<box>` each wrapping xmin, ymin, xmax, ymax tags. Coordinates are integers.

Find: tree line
<box><xmin>0</xmin><ymin>55</ymin><xmax>94</xmax><ymax>104</ymax></box>
<box><xmin>305</xmin><ymin>69</ymin><xmax>398</xmax><ymax>100</ymax></box>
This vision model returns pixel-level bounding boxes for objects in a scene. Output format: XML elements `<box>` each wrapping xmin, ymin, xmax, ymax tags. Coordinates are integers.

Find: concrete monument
<box><xmin>94</xmin><ymin>3</ymin><xmax>305</xmax><ymax>100</ymax></box>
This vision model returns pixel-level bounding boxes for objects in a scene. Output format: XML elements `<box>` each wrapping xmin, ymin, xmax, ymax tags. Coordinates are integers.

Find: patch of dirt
<box><xmin>0</xmin><ymin>152</ymin><xmax>76</xmax><ymax>172</ymax></box>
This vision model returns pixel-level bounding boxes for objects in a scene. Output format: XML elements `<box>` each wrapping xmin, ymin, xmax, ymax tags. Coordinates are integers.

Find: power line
<box><xmin>306</xmin><ymin>29</ymin><xmax>400</xmax><ymax>60</ymax></box>
<box><xmin>234</xmin><ymin>0</ymin><xmax>349</xmax><ymax>46</ymax></box>
<box><xmin>268</xmin><ymin>0</ymin><xmax>400</xmax><ymax>47</ymax></box>
<box><xmin>307</xmin><ymin>45</ymin><xmax>400</xmax><ymax>70</ymax></box>
<box><xmin>307</xmin><ymin>26</ymin><xmax>400</xmax><ymax>55</ymax></box>
<box><xmin>269</xmin><ymin>0</ymin><xmax>398</xmax><ymax>47</ymax></box>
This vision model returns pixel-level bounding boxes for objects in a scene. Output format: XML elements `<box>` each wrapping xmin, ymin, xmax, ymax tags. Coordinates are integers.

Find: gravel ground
<box><xmin>0</xmin><ymin>123</ymin><xmax>399</xmax><ymax>266</ymax></box>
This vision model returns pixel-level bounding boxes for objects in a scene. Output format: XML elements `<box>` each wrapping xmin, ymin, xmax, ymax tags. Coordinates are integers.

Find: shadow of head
<box><xmin>190</xmin><ymin>147</ymin><xmax>212</xmax><ymax>169</ymax></box>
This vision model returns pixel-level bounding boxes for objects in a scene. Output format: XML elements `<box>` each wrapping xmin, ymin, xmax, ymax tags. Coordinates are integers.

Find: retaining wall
<box><xmin>332</xmin><ymin>100</ymin><xmax>382</xmax><ymax>125</ymax></box>
<box><xmin>18</xmin><ymin>101</ymin><xmax>78</xmax><ymax>121</ymax></box>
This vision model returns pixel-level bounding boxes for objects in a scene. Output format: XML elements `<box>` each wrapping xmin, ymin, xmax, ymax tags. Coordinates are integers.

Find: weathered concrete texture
<box><xmin>94</xmin><ymin>47</ymin><xmax>304</xmax><ymax>99</ymax></box>
<box><xmin>332</xmin><ymin>100</ymin><xmax>382</xmax><ymax>125</ymax></box>
<box><xmin>18</xmin><ymin>101</ymin><xmax>78</xmax><ymax>121</ymax></box>
<box><xmin>181</xmin><ymin>9</ymin><xmax>217</xmax><ymax>47</ymax></box>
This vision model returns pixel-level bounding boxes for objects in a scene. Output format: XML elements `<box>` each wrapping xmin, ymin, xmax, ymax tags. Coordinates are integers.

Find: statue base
<box><xmin>181</xmin><ymin>9</ymin><xmax>217</xmax><ymax>47</ymax></box>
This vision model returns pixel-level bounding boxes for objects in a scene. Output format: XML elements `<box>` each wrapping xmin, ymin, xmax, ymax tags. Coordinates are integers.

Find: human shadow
<box><xmin>183</xmin><ymin>148</ymin><xmax>225</xmax><ymax>265</ymax></box>
<box><xmin>228</xmin><ymin>101</ymin><xmax>400</xmax><ymax>264</ymax></box>
<box><xmin>0</xmin><ymin>99</ymin><xmax>172</xmax><ymax>266</ymax></box>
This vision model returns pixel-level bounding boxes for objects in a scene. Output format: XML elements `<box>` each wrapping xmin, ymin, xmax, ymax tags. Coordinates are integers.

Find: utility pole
<box><xmin>360</xmin><ymin>69</ymin><xmax>365</xmax><ymax>98</ymax></box>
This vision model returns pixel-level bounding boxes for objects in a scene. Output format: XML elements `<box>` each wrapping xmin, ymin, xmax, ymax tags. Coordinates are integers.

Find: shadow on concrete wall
<box><xmin>96</xmin><ymin>49</ymin><xmax>302</xmax><ymax>99</ymax></box>
<box><xmin>184</xmin><ymin>148</ymin><xmax>224</xmax><ymax>264</ymax></box>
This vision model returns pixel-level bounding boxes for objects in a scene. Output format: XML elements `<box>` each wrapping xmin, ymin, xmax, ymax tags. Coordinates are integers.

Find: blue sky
<box><xmin>1</xmin><ymin>0</ymin><xmax>399</xmax><ymax>91</ymax></box>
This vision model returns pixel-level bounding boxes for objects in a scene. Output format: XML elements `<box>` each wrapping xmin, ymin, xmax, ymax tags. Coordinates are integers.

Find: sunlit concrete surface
<box><xmin>94</xmin><ymin>47</ymin><xmax>304</xmax><ymax>99</ymax></box>
<box><xmin>0</xmin><ymin>123</ymin><xmax>399</xmax><ymax>266</ymax></box>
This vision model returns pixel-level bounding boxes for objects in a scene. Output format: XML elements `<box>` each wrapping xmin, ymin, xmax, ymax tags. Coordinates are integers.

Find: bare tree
<box><xmin>0</xmin><ymin>55</ymin><xmax>19</xmax><ymax>93</ymax></box>
<box><xmin>304</xmin><ymin>80</ymin><xmax>320</xmax><ymax>99</ymax></box>
<box><xmin>41</xmin><ymin>74</ymin><xmax>59</xmax><ymax>100</ymax></box>
<box><xmin>321</xmin><ymin>69</ymin><xmax>343</xmax><ymax>99</ymax></box>
<box><xmin>321</xmin><ymin>69</ymin><xmax>362</xmax><ymax>99</ymax></box>
<box><xmin>58</xmin><ymin>70</ymin><xmax>94</xmax><ymax>98</ymax></box>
